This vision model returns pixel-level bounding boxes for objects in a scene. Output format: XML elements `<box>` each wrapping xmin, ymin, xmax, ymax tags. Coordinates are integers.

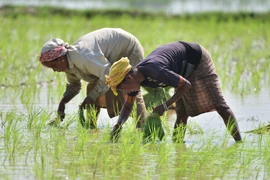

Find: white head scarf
<box><xmin>39</xmin><ymin>38</ymin><xmax>69</xmax><ymax>62</ymax></box>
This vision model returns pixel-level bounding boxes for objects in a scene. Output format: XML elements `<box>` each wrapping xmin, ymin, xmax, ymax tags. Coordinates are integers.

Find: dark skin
<box><xmin>111</xmin><ymin>69</ymin><xmax>242</xmax><ymax>142</ymax></box>
<box><xmin>42</xmin><ymin>56</ymin><xmax>69</xmax><ymax>72</ymax></box>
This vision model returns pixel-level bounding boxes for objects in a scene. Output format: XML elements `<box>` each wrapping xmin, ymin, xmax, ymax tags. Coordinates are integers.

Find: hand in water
<box><xmin>110</xmin><ymin>124</ymin><xmax>122</xmax><ymax>142</ymax></box>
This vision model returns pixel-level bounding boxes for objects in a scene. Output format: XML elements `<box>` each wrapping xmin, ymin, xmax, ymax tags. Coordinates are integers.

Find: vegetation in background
<box><xmin>0</xmin><ymin>6</ymin><xmax>269</xmax><ymax>94</ymax></box>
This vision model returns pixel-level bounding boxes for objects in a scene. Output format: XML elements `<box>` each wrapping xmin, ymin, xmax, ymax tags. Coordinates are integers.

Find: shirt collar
<box><xmin>66</xmin><ymin>45</ymin><xmax>78</xmax><ymax>69</ymax></box>
<box><xmin>66</xmin><ymin>52</ymin><xmax>74</xmax><ymax>69</ymax></box>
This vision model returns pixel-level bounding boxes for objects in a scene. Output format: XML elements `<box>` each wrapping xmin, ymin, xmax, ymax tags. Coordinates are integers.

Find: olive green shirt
<box><xmin>63</xmin><ymin>28</ymin><xmax>144</xmax><ymax>101</ymax></box>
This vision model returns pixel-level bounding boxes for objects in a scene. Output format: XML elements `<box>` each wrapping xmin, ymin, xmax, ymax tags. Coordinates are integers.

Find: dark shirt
<box><xmin>137</xmin><ymin>41</ymin><xmax>202</xmax><ymax>88</ymax></box>
<box><xmin>127</xmin><ymin>41</ymin><xmax>202</xmax><ymax>97</ymax></box>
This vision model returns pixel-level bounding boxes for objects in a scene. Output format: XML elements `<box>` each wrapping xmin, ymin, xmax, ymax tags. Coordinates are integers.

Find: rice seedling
<box><xmin>79</xmin><ymin>105</ymin><xmax>98</xmax><ymax>129</ymax></box>
<box><xmin>245</xmin><ymin>123</ymin><xmax>270</xmax><ymax>134</ymax></box>
<box><xmin>143</xmin><ymin>113</ymin><xmax>165</xmax><ymax>142</ymax></box>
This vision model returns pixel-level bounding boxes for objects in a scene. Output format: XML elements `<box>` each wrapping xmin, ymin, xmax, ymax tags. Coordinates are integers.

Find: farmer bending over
<box><xmin>39</xmin><ymin>28</ymin><xmax>147</xmax><ymax>128</ymax></box>
<box><xmin>106</xmin><ymin>41</ymin><xmax>242</xmax><ymax>142</ymax></box>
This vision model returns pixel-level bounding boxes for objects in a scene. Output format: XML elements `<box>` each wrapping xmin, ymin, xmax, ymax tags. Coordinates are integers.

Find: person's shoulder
<box><xmin>92</xmin><ymin>28</ymin><xmax>128</xmax><ymax>38</ymax></box>
<box><xmin>95</xmin><ymin>27</ymin><xmax>124</xmax><ymax>33</ymax></box>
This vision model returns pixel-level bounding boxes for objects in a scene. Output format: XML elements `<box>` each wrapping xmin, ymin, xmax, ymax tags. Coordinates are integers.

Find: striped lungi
<box><xmin>175</xmin><ymin>45</ymin><xmax>229</xmax><ymax>117</ymax></box>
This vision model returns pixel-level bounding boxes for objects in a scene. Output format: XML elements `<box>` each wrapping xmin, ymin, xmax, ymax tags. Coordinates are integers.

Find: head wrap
<box><xmin>105</xmin><ymin>57</ymin><xmax>132</xmax><ymax>96</ymax></box>
<box><xmin>39</xmin><ymin>38</ymin><xmax>69</xmax><ymax>63</ymax></box>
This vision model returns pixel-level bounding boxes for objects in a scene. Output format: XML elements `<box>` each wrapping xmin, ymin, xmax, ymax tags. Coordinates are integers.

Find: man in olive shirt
<box><xmin>39</xmin><ymin>28</ymin><xmax>147</xmax><ymax>128</ymax></box>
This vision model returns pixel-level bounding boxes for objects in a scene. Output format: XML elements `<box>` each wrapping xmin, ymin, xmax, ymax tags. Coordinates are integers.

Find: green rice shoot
<box><xmin>143</xmin><ymin>113</ymin><xmax>165</xmax><ymax>142</ymax></box>
<box><xmin>78</xmin><ymin>105</ymin><xmax>98</xmax><ymax>129</ymax></box>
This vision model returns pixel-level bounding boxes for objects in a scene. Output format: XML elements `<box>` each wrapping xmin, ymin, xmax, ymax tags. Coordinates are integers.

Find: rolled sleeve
<box><xmin>64</xmin><ymin>82</ymin><xmax>81</xmax><ymax>99</ymax></box>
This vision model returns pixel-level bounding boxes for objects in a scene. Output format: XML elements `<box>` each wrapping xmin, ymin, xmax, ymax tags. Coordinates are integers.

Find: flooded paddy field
<box><xmin>1</xmin><ymin>6</ymin><xmax>270</xmax><ymax>179</ymax></box>
<box><xmin>1</xmin><ymin>87</ymin><xmax>270</xmax><ymax>179</ymax></box>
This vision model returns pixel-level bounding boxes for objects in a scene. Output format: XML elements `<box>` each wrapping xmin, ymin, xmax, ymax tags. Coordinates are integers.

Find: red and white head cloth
<box><xmin>39</xmin><ymin>38</ymin><xmax>69</xmax><ymax>63</ymax></box>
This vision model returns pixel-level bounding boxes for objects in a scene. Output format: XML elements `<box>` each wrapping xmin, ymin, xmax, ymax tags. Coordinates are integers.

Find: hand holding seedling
<box><xmin>152</xmin><ymin>103</ymin><xmax>167</xmax><ymax>116</ymax></box>
<box><xmin>110</xmin><ymin>124</ymin><xmax>122</xmax><ymax>142</ymax></box>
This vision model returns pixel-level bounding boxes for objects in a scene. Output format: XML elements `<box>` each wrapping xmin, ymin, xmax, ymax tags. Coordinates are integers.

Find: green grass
<box><xmin>1</xmin><ymin>6</ymin><xmax>270</xmax><ymax>179</ymax></box>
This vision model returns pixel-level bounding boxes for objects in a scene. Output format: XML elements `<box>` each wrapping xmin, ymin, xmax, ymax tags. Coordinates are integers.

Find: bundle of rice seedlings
<box><xmin>78</xmin><ymin>105</ymin><xmax>97</xmax><ymax>129</ymax></box>
<box><xmin>143</xmin><ymin>113</ymin><xmax>165</xmax><ymax>142</ymax></box>
<box><xmin>78</xmin><ymin>108</ymin><xmax>90</xmax><ymax>129</ymax></box>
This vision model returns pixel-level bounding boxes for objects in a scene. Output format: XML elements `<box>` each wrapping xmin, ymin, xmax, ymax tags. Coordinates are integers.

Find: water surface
<box><xmin>1</xmin><ymin>86</ymin><xmax>269</xmax><ymax>179</ymax></box>
<box><xmin>0</xmin><ymin>0</ymin><xmax>270</xmax><ymax>14</ymax></box>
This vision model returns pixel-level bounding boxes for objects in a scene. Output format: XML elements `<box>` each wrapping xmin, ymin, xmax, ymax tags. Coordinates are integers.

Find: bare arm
<box><xmin>57</xmin><ymin>73</ymin><xmax>81</xmax><ymax>120</ymax></box>
<box><xmin>166</xmin><ymin>80</ymin><xmax>191</xmax><ymax>108</ymax></box>
<box><xmin>153</xmin><ymin>78</ymin><xmax>191</xmax><ymax>116</ymax></box>
<box><xmin>110</xmin><ymin>95</ymin><xmax>136</xmax><ymax>141</ymax></box>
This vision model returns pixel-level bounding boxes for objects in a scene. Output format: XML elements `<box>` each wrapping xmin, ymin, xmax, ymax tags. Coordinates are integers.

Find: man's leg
<box><xmin>216</xmin><ymin>106</ymin><xmax>242</xmax><ymax>141</ymax></box>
